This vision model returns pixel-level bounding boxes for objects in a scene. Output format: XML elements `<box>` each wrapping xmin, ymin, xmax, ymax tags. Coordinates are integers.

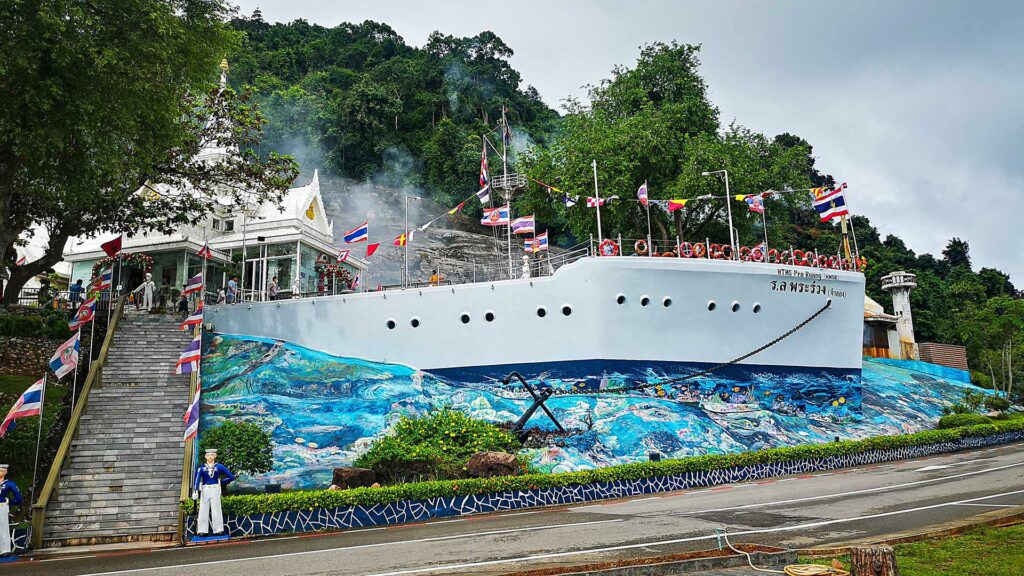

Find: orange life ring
<box><xmin>679</xmin><ymin>242</ymin><xmax>693</xmax><ymax>258</ymax></box>
<box><xmin>599</xmin><ymin>239</ymin><xmax>619</xmax><ymax>257</ymax></box>
<box><xmin>660</xmin><ymin>251</ymin><xmax>675</xmax><ymax>257</ymax></box>
<box><xmin>634</xmin><ymin>239</ymin><xmax>648</xmax><ymax>255</ymax></box>
<box><xmin>721</xmin><ymin>244</ymin><xmax>733</xmax><ymax>260</ymax></box>
<box><xmin>692</xmin><ymin>243</ymin><xmax>707</xmax><ymax>258</ymax></box>
<box><xmin>768</xmin><ymin>248</ymin><xmax>779</xmax><ymax>263</ymax></box>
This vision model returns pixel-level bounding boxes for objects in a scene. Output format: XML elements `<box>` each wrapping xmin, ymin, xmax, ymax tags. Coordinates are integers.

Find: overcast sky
<box><xmin>235</xmin><ymin>0</ymin><xmax>1023</xmax><ymax>284</ymax></box>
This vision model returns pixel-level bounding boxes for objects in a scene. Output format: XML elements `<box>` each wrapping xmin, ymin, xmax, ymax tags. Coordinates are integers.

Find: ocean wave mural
<box><xmin>199</xmin><ymin>334</ymin><xmax>980</xmax><ymax>490</ymax></box>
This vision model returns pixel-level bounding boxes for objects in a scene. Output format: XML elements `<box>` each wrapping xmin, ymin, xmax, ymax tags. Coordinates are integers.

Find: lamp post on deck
<box><xmin>701</xmin><ymin>170</ymin><xmax>736</xmax><ymax>259</ymax></box>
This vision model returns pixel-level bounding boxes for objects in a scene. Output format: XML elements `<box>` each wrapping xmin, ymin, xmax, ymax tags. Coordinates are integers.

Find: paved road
<box><xmin>9</xmin><ymin>442</ymin><xmax>1024</xmax><ymax>576</ymax></box>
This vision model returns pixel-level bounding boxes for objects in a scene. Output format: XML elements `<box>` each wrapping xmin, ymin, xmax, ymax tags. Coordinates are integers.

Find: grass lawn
<box><xmin>0</xmin><ymin>373</ymin><xmax>70</xmax><ymax>502</ymax></box>
<box><xmin>802</xmin><ymin>524</ymin><xmax>1024</xmax><ymax>576</ymax></box>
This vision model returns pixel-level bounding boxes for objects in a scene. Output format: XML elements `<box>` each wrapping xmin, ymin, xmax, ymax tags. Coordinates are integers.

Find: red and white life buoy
<box><xmin>598</xmin><ymin>239</ymin><xmax>619</xmax><ymax>257</ymax></box>
<box><xmin>739</xmin><ymin>246</ymin><xmax>752</xmax><ymax>262</ymax></box>
<box><xmin>634</xmin><ymin>239</ymin><xmax>648</xmax><ymax>255</ymax></box>
<box><xmin>721</xmin><ymin>244</ymin><xmax>733</xmax><ymax>260</ymax></box>
<box><xmin>768</xmin><ymin>248</ymin><xmax>780</xmax><ymax>263</ymax></box>
<box><xmin>752</xmin><ymin>247</ymin><xmax>764</xmax><ymax>262</ymax></box>
<box><xmin>692</xmin><ymin>243</ymin><xmax>707</xmax><ymax>258</ymax></box>
<box><xmin>679</xmin><ymin>242</ymin><xmax>693</xmax><ymax>258</ymax></box>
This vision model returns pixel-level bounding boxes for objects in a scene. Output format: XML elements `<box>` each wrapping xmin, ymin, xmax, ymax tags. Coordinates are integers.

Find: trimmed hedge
<box><xmin>181</xmin><ymin>418</ymin><xmax>1024</xmax><ymax>517</ymax></box>
<box><xmin>938</xmin><ymin>413</ymin><xmax>990</xmax><ymax>429</ymax></box>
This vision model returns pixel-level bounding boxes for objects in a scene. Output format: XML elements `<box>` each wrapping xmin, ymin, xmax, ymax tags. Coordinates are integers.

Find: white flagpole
<box><xmin>74</xmin><ymin>327</ymin><xmax>84</xmax><ymax>406</ymax></box>
<box><xmin>31</xmin><ymin>373</ymin><xmax>47</xmax><ymax>498</ymax></box>
<box><xmin>761</xmin><ymin>200</ymin><xmax>770</xmax><ymax>263</ymax></box>
<box><xmin>644</xmin><ymin>181</ymin><xmax>652</xmax><ymax>258</ymax></box>
<box><xmin>592</xmin><ymin>160</ymin><xmax>603</xmax><ymax>241</ymax></box>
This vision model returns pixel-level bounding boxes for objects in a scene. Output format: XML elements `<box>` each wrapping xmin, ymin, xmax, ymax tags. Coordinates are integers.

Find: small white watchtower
<box><xmin>881</xmin><ymin>271</ymin><xmax>918</xmax><ymax>360</ymax></box>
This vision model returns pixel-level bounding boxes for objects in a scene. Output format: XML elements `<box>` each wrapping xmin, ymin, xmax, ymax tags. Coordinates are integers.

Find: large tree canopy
<box><xmin>0</xmin><ymin>0</ymin><xmax>298</xmax><ymax>302</ymax></box>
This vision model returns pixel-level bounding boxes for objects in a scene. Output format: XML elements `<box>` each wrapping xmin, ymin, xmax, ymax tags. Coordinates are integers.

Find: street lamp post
<box><xmin>701</xmin><ymin>170</ymin><xmax>737</xmax><ymax>259</ymax></box>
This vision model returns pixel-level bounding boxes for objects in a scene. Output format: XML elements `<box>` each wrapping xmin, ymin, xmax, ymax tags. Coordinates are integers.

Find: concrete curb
<box><xmin>512</xmin><ymin>547</ymin><xmax>797</xmax><ymax>576</ymax></box>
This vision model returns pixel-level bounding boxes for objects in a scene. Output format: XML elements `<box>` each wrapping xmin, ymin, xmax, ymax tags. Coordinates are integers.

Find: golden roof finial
<box><xmin>220</xmin><ymin>57</ymin><xmax>229</xmax><ymax>72</ymax></box>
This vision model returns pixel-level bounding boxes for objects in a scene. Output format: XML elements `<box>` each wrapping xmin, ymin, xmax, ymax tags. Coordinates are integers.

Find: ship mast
<box><xmin>491</xmin><ymin>106</ymin><xmax>527</xmax><ymax>279</ymax></box>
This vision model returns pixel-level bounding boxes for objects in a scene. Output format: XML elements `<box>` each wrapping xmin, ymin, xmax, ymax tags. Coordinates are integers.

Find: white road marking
<box><xmin>951</xmin><ymin>503</ymin><xmax>1015</xmax><ymax>508</ymax></box>
<box><xmin>661</xmin><ymin>459</ymin><xmax>1024</xmax><ymax>517</ymax></box>
<box><xmin>916</xmin><ymin>457</ymin><xmax>986</xmax><ymax>472</ymax></box>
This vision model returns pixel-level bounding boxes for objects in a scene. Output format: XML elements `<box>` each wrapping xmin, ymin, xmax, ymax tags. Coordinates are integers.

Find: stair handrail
<box><xmin>30</xmin><ymin>295</ymin><xmax>126</xmax><ymax>549</ymax></box>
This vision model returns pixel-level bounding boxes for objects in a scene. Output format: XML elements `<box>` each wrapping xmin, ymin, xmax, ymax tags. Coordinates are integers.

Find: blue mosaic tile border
<box><xmin>185</xmin><ymin>430</ymin><xmax>1024</xmax><ymax>540</ymax></box>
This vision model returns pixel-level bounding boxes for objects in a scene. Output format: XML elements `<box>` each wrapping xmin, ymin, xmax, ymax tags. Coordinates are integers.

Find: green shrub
<box><xmin>938</xmin><ymin>413</ymin><xmax>990</xmax><ymax>429</ymax></box>
<box><xmin>970</xmin><ymin>370</ymin><xmax>993</xmax><ymax>390</ymax></box>
<box><xmin>983</xmin><ymin>395</ymin><xmax>1011</xmax><ymax>412</ymax></box>
<box><xmin>199</xmin><ymin>421</ymin><xmax>274</xmax><ymax>477</ymax></box>
<box><xmin>354</xmin><ymin>409</ymin><xmax>521</xmax><ymax>484</ymax></box>
<box><xmin>180</xmin><ymin>418</ymin><xmax>1024</xmax><ymax>517</ymax></box>
<box><xmin>0</xmin><ymin>315</ymin><xmax>43</xmax><ymax>337</ymax></box>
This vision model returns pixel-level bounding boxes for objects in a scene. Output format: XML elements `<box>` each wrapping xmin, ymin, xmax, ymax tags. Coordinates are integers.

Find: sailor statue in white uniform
<box><xmin>133</xmin><ymin>272</ymin><xmax>156</xmax><ymax>311</ymax></box>
<box><xmin>192</xmin><ymin>449</ymin><xmax>236</xmax><ymax>537</ymax></box>
<box><xmin>0</xmin><ymin>464</ymin><xmax>24</xmax><ymax>557</ymax></box>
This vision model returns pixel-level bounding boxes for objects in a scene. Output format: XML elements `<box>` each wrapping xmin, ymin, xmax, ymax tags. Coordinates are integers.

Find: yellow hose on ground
<box><xmin>783</xmin><ymin>565</ymin><xmax>851</xmax><ymax>576</ymax></box>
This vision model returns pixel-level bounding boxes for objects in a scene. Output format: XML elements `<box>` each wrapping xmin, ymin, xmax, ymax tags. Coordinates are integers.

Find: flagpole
<box><xmin>761</xmin><ymin>201</ymin><xmax>770</xmax><ymax>263</ymax></box>
<box><xmin>32</xmin><ymin>373</ymin><xmax>47</xmax><ymax>499</ymax></box>
<box><xmin>74</xmin><ymin>327</ymin><xmax>84</xmax><ymax>406</ymax></box>
<box><xmin>840</xmin><ymin>215</ymin><xmax>853</xmax><ymax>261</ymax></box>
<box><xmin>644</xmin><ymin>181</ymin><xmax>652</xmax><ymax>258</ymax></box>
<box><xmin>592</xmin><ymin>160</ymin><xmax>603</xmax><ymax>241</ymax></box>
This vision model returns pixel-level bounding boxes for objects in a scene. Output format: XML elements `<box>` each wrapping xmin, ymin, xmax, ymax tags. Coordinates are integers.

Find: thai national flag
<box><xmin>480</xmin><ymin>142</ymin><xmax>489</xmax><ymax>189</ymax></box>
<box><xmin>476</xmin><ymin>185</ymin><xmax>490</xmax><ymax>204</ymax></box>
<box><xmin>351</xmin><ymin>273</ymin><xmax>360</xmax><ymax>290</ymax></box>
<box><xmin>182</xmin><ymin>389</ymin><xmax>200</xmax><ymax>441</ymax></box>
<box><xmin>343</xmin><ymin>221</ymin><xmax>369</xmax><ymax>244</ymax></box>
<box><xmin>90</xmin><ymin>267</ymin><xmax>113</xmax><ymax>291</ymax></box>
<box><xmin>744</xmin><ymin>195</ymin><xmax>764</xmax><ymax>213</ymax></box>
<box><xmin>525</xmin><ymin>231</ymin><xmax>549</xmax><ymax>253</ymax></box>
<box><xmin>49</xmin><ymin>332</ymin><xmax>80</xmax><ymax>379</ymax></box>
<box><xmin>511</xmin><ymin>215</ymin><xmax>535</xmax><ymax>235</ymax></box>
<box><xmin>179</xmin><ymin>302</ymin><xmax>204</xmax><ymax>331</ymax></box>
<box><xmin>68</xmin><ymin>296</ymin><xmax>97</xmax><ymax>331</ymax></box>
<box><xmin>0</xmin><ymin>378</ymin><xmax>44</xmax><ymax>438</ymax></box>
<box><xmin>182</xmin><ymin>273</ymin><xmax>203</xmax><ymax>296</ymax></box>
<box><xmin>480</xmin><ymin>206</ymin><xmax>510</xmax><ymax>226</ymax></box>
<box><xmin>174</xmin><ymin>335</ymin><xmax>202</xmax><ymax>375</ymax></box>
<box><xmin>637</xmin><ymin>182</ymin><xmax>648</xmax><ymax>207</ymax></box>
<box><xmin>813</xmin><ymin>189</ymin><xmax>850</xmax><ymax>222</ymax></box>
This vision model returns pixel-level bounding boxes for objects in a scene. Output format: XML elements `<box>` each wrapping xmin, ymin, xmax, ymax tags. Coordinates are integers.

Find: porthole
<box><xmin>752</xmin><ymin>303</ymin><xmax>762</xmax><ymax>314</ymax></box>
<box><xmin>485</xmin><ymin>311</ymin><xmax>495</xmax><ymax>322</ymax></box>
<box><xmin>731</xmin><ymin>301</ymin><xmax>741</xmax><ymax>312</ymax></box>
<box><xmin>640</xmin><ymin>295</ymin><xmax>650</xmax><ymax>307</ymax></box>
<box><xmin>707</xmin><ymin>301</ymin><xmax>717</xmax><ymax>311</ymax></box>
<box><xmin>460</xmin><ymin>313</ymin><xmax>471</xmax><ymax>324</ymax></box>
<box><xmin>616</xmin><ymin>294</ymin><xmax>627</xmax><ymax>305</ymax></box>
<box><xmin>386</xmin><ymin>319</ymin><xmax>397</xmax><ymax>330</ymax></box>
<box><xmin>410</xmin><ymin>317</ymin><xmax>421</xmax><ymax>328</ymax></box>
<box><xmin>537</xmin><ymin>307</ymin><xmax>547</xmax><ymax>318</ymax></box>
<box><xmin>663</xmin><ymin>297</ymin><xmax>673</xmax><ymax>308</ymax></box>
<box><xmin>561</xmin><ymin>305</ymin><xmax>572</xmax><ymax>316</ymax></box>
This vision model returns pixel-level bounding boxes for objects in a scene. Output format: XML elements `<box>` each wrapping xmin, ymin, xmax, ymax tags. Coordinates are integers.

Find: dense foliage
<box><xmin>0</xmin><ymin>310</ymin><xmax>71</xmax><ymax>339</ymax></box>
<box><xmin>353</xmin><ymin>409</ymin><xmax>521</xmax><ymax>483</ymax></box>
<box><xmin>199</xmin><ymin>421</ymin><xmax>274</xmax><ymax>478</ymax></box>
<box><xmin>937</xmin><ymin>413</ymin><xmax>990</xmax><ymax>429</ymax></box>
<box><xmin>181</xmin><ymin>417</ymin><xmax>1024</xmax><ymax>516</ymax></box>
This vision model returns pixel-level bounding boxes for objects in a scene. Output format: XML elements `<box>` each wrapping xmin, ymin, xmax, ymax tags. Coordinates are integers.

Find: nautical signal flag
<box><xmin>336</xmin><ymin>250</ymin><xmax>350</xmax><ymax>263</ymax></box>
<box><xmin>480</xmin><ymin>206</ymin><xmax>510</xmax><ymax>226</ymax></box>
<box><xmin>343</xmin><ymin>221</ymin><xmax>369</xmax><ymax>244</ymax></box>
<box><xmin>49</xmin><ymin>332</ymin><xmax>80</xmax><ymax>379</ymax></box>
<box><xmin>68</xmin><ymin>296</ymin><xmax>97</xmax><ymax>331</ymax></box>
<box><xmin>0</xmin><ymin>378</ymin><xmax>44</xmax><ymax>438</ymax></box>
<box><xmin>637</xmin><ymin>182</ymin><xmax>649</xmax><ymax>207</ymax></box>
<box><xmin>365</xmin><ymin>242</ymin><xmax>380</xmax><ymax>258</ymax></box>
<box><xmin>511</xmin><ymin>215</ymin><xmax>535</xmax><ymax>235</ymax></box>
<box><xmin>174</xmin><ymin>334</ymin><xmax>202</xmax><ymax>375</ymax></box>
<box><xmin>586</xmin><ymin>196</ymin><xmax>618</xmax><ymax>207</ymax></box>
<box><xmin>448</xmin><ymin>201</ymin><xmax>466</xmax><ymax>215</ymax></box>
<box><xmin>180</xmin><ymin>301</ymin><xmax>204</xmax><ymax>331</ymax></box>
<box><xmin>393</xmin><ymin>232</ymin><xmax>408</xmax><ymax>247</ymax></box>
<box><xmin>182</xmin><ymin>273</ymin><xmax>203</xmax><ymax>296</ymax></box>
<box><xmin>197</xmin><ymin>242</ymin><xmax>213</xmax><ymax>260</ymax></box>
<box><xmin>744</xmin><ymin>195</ymin><xmax>765</xmax><ymax>213</ymax></box>
<box><xmin>524</xmin><ymin>232</ymin><xmax>549</xmax><ymax>253</ymax></box>
<box><xmin>183</xmin><ymin>389</ymin><xmax>200</xmax><ymax>441</ymax></box>
<box><xmin>476</xmin><ymin>185</ymin><xmax>490</xmax><ymax>204</ymax></box>
<box><xmin>564</xmin><ymin>195</ymin><xmax>579</xmax><ymax>208</ymax></box>
<box><xmin>813</xmin><ymin>189</ymin><xmax>850</xmax><ymax>222</ymax></box>
<box><xmin>100</xmin><ymin>234</ymin><xmax>123</xmax><ymax>257</ymax></box>
<box><xmin>668</xmin><ymin>199</ymin><xmax>689</xmax><ymax>212</ymax></box>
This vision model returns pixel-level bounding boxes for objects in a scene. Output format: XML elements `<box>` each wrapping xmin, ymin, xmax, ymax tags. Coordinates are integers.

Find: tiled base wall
<box><xmin>186</xmin><ymin>430</ymin><xmax>1024</xmax><ymax>540</ymax></box>
<box><xmin>12</xmin><ymin>527</ymin><xmax>29</xmax><ymax>553</ymax></box>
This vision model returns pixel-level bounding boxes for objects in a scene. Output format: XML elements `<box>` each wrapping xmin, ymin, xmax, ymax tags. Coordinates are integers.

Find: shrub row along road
<box><xmin>8</xmin><ymin>442</ymin><xmax>1024</xmax><ymax>576</ymax></box>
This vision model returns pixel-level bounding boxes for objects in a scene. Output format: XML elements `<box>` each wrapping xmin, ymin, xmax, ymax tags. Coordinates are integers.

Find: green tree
<box><xmin>200</xmin><ymin>421</ymin><xmax>274</xmax><ymax>477</ymax></box>
<box><xmin>0</xmin><ymin>0</ymin><xmax>298</xmax><ymax>302</ymax></box>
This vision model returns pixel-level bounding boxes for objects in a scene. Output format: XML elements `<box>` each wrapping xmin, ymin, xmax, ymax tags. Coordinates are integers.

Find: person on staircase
<box><xmin>192</xmin><ymin>449</ymin><xmax>235</xmax><ymax>537</ymax></box>
<box><xmin>0</xmin><ymin>464</ymin><xmax>23</xmax><ymax>556</ymax></box>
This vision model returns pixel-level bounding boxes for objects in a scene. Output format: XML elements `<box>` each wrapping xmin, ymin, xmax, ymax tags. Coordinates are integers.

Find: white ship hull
<box><xmin>207</xmin><ymin>257</ymin><xmax>865</xmax><ymax>378</ymax></box>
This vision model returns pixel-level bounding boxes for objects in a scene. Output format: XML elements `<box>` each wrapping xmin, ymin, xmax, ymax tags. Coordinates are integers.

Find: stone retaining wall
<box><xmin>184</xmin><ymin>429</ymin><xmax>1024</xmax><ymax>541</ymax></box>
<box><xmin>0</xmin><ymin>336</ymin><xmax>63</xmax><ymax>376</ymax></box>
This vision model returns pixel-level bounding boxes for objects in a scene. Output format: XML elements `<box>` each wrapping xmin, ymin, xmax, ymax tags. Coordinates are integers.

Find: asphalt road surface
<box><xmin>8</xmin><ymin>441</ymin><xmax>1024</xmax><ymax>576</ymax></box>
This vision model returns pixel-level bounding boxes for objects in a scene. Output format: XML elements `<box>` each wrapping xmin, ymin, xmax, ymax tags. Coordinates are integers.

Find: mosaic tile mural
<box><xmin>185</xmin><ymin>429</ymin><xmax>1024</xmax><ymax>539</ymax></box>
<box><xmin>199</xmin><ymin>334</ymin><xmax>984</xmax><ymax>490</ymax></box>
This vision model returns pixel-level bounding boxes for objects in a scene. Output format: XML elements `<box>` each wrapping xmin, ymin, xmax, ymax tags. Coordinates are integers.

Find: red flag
<box><xmin>365</xmin><ymin>242</ymin><xmax>380</xmax><ymax>258</ymax></box>
<box><xmin>197</xmin><ymin>242</ymin><xmax>213</xmax><ymax>260</ymax></box>
<box><xmin>100</xmin><ymin>235</ymin><xmax>123</xmax><ymax>257</ymax></box>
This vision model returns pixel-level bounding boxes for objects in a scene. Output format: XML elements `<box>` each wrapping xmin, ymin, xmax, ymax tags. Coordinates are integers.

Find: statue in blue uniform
<box><xmin>192</xmin><ymin>449</ymin><xmax>235</xmax><ymax>537</ymax></box>
<box><xmin>0</xmin><ymin>464</ymin><xmax>23</xmax><ymax>556</ymax></box>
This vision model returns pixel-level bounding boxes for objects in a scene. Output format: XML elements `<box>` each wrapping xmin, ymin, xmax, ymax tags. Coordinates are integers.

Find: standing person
<box><xmin>216</xmin><ymin>287</ymin><xmax>226</xmax><ymax>304</ymax></box>
<box><xmin>68</xmin><ymin>279</ymin><xmax>84</xmax><ymax>311</ymax></box>
<box><xmin>268</xmin><ymin>276</ymin><xmax>279</xmax><ymax>301</ymax></box>
<box><xmin>0</xmin><ymin>464</ymin><xmax>23</xmax><ymax>556</ymax></box>
<box><xmin>225</xmin><ymin>276</ymin><xmax>237</xmax><ymax>304</ymax></box>
<box><xmin>176</xmin><ymin>286</ymin><xmax>189</xmax><ymax>315</ymax></box>
<box><xmin>192</xmin><ymin>449</ymin><xmax>235</xmax><ymax>537</ymax></box>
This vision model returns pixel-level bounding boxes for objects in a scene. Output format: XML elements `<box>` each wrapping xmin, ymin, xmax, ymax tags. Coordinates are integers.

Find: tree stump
<box><xmin>850</xmin><ymin>545</ymin><xmax>900</xmax><ymax>576</ymax></box>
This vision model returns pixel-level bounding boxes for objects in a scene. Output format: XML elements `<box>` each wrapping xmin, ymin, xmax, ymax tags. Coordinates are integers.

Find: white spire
<box><xmin>310</xmin><ymin>169</ymin><xmax>320</xmax><ymax>194</ymax></box>
<box><xmin>219</xmin><ymin>57</ymin><xmax>229</xmax><ymax>89</ymax></box>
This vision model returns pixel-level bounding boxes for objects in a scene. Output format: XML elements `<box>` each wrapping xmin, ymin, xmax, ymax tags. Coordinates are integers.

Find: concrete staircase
<box><xmin>43</xmin><ymin>309</ymin><xmax>194</xmax><ymax>546</ymax></box>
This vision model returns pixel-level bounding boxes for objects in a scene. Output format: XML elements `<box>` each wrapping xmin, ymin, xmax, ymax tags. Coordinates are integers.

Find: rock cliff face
<box><xmin>317</xmin><ymin>175</ymin><xmax>553</xmax><ymax>286</ymax></box>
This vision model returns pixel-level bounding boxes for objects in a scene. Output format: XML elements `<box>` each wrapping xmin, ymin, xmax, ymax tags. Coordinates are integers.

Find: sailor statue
<box><xmin>192</xmin><ymin>449</ymin><xmax>236</xmax><ymax>537</ymax></box>
<box><xmin>0</xmin><ymin>464</ymin><xmax>23</xmax><ymax>557</ymax></box>
<box><xmin>521</xmin><ymin>255</ymin><xmax>531</xmax><ymax>279</ymax></box>
<box><xmin>133</xmin><ymin>272</ymin><xmax>156</xmax><ymax>311</ymax></box>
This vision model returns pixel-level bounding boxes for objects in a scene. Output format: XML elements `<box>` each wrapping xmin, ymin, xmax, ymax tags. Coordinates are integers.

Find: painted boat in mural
<box><xmin>207</xmin><ymin>255</ymin><xmax>865</xmax><ymax>384</ymax></box>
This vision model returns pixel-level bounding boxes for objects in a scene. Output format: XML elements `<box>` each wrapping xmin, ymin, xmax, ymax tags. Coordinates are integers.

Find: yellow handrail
<box><xmin>177</xmin><ymin>357</ymin><xmax>200</xmax><ymax>542</ymax></box>
<box><xmin>30</xmin><ymin>296</ymin><xmax>126</xmax><ymax>549</ymax></box>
